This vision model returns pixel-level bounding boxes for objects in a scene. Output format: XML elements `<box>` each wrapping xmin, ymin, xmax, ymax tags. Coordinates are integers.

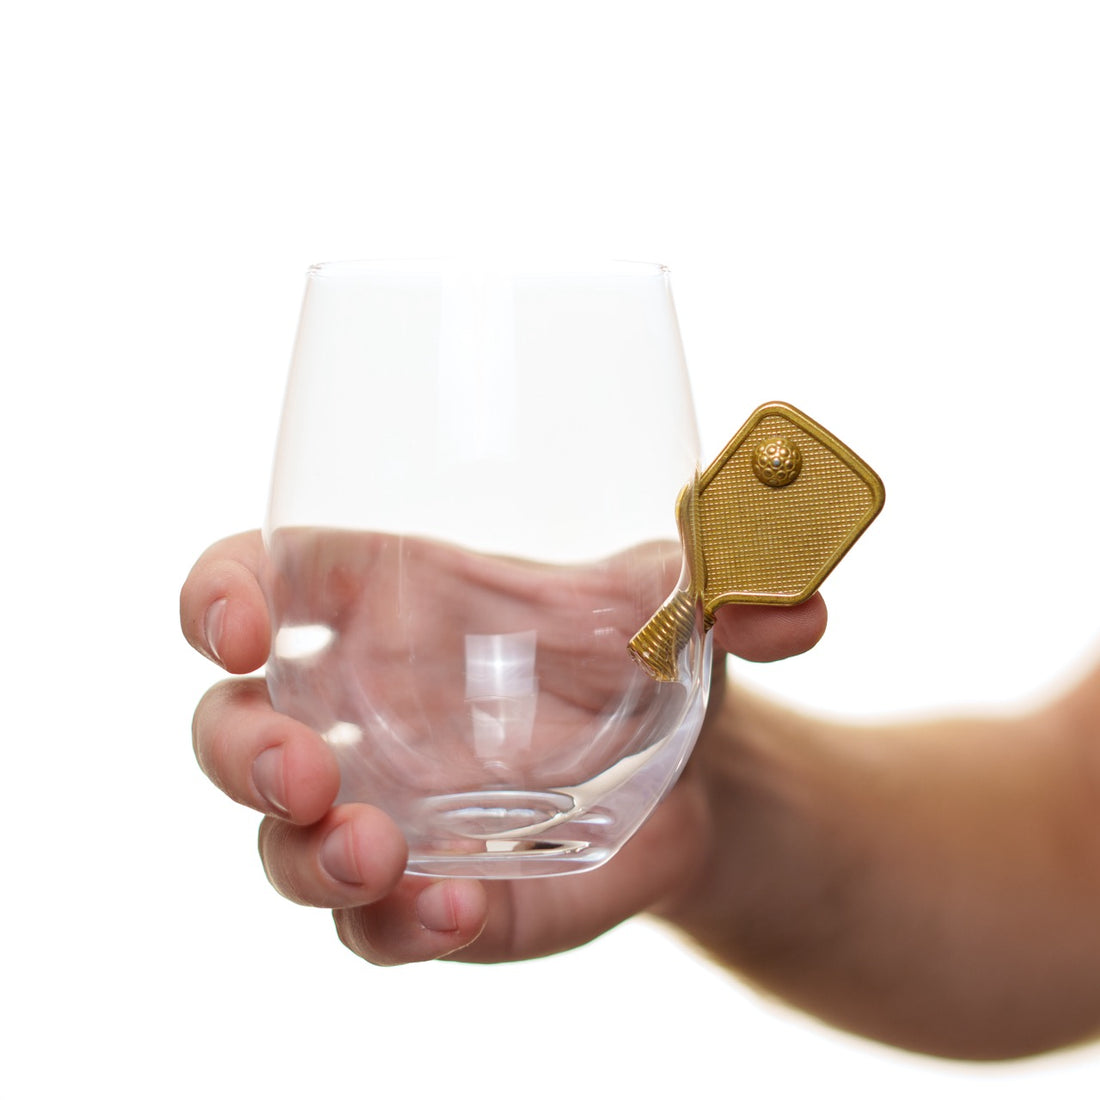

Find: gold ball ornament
<box><xmin>752</xmin><ymin>437</ymin><xmax>802</xmax><ymax>487</ymax></box>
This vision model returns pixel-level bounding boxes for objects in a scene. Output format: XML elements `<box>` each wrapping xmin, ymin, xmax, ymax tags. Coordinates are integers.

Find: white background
<box><xmin>3</xmin><ymin>1</ymin><xmax>1099</xmax><ymax>1096</ymax></box>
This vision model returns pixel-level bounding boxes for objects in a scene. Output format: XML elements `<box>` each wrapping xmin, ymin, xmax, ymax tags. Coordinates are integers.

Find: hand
<box><xmin>181</xmin><ymin>531</ymin><xmax>826</xmax><ymax>966</ymax></box>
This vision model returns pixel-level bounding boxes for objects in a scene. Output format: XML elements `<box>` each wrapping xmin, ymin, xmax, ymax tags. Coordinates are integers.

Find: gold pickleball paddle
<box><xmin>629</xmin><ymin>402</ymin><xmax>885</xmax><ymax>681</ymax></box>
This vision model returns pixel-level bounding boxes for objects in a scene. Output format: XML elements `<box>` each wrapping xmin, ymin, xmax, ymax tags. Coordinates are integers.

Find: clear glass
<box><xmin>263</xmin><ymin>259</ymin><xmax>710</xmax><ymax>877</ymax></box>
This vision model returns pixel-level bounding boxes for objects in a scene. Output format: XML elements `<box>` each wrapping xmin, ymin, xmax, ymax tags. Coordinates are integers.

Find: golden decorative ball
<box><xmin>752</xmin><ymin>437</ymin><xmax>802</xmax><ymax>487</ymax></box>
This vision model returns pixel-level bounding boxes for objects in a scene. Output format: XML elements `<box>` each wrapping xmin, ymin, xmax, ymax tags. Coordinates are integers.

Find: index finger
<box><xmin>711</xmin><ymin>593</ymin><xmax>828</xmax><ymax>663</ymax></box>
<box><xmin>180</xmin><ymin>530</ymin><xmax>271</xmax><ymax>673</ymax></box>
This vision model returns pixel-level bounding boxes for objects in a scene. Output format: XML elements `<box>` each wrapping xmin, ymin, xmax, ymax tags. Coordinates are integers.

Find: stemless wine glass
<box><xmin>263</xmin><ymin>259</ymin><xmax>711</xmax><ymax>878</ymax></box>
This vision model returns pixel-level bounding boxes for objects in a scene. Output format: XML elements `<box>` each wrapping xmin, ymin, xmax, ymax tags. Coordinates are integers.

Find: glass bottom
<box><xmin>404</xmin><ymin>788</ymin><xmax>618</xmax><ymax>878</ymax></box>
<box><xmin>406</xmin><ymin>840</ymin><xmax>608</xmax><ymax>879</ymax></box>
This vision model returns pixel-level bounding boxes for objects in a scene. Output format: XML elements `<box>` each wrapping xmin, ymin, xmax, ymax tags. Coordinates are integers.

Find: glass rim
<box><xmin>306</xmin><ymin>257</ymin><xmax>670</xmax><ymax>279</ymax></box>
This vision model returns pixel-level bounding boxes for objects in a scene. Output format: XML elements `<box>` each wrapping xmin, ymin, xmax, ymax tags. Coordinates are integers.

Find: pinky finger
<box><xmin>333</xmin><ymin>878</ymin><xmax>489</xmax><ymax>966</ymax></box>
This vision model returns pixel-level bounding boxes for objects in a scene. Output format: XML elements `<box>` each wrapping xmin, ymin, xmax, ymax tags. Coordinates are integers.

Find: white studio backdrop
<box><xmin>3</xmin><ymin>1</ymin><xmax>1099</xmax><ymax>1096</ymax></box>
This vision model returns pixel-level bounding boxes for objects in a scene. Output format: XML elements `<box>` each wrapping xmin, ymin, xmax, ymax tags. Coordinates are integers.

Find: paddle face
<box><xmin>629</xmin><ymin>402</ymin><xmax>885</xmax><ymax>681</ymax></box>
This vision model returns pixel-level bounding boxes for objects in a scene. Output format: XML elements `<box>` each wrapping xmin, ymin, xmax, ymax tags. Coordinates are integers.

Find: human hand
<box><xmin>181</xmin><ymin>530</ymin><xmax>826</xmax><ymax>965</ymax></box>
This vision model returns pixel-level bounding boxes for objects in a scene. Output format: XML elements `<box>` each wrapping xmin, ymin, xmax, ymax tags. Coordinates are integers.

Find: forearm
<box><xmin>657</xmin><ymin>671</ymin><xmax>1100</xmax><ymax>1060</ymax></box>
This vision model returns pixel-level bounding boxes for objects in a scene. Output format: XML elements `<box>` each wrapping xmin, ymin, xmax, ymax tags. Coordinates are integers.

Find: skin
<box><xmin>181</xmin><ymin>531</ymin><xmax>1100</xmax><ymax>1060</ymax></box>
<box><xmin>661</xmin><ymin>684</ymin><xmax>1100</xmax><ymax>1060</ymax></box>
<box><xmin>182</xmin><ymin>531</ymin><xmax>823</xmax><ymax>965</ymax></box>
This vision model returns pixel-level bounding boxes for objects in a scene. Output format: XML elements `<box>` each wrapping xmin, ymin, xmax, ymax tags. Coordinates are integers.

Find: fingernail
<box><xmin>252</xmin><ymin>747</ymin><xmax>289</xmax><ymax>816</ymax></box>
<box><xmin>204</xmin><ymin>598</ymin><xmax>227</xmax><ymax>664</ymax></box>
<box><xmin>320</xmin><ymin>824</ymin><xmax>362</xmax><ymax>886</ymax></box>
<box><xmin>416</xmin><ymin>881</ymin><xmax>458</xmax><ymax>933</ymax></box>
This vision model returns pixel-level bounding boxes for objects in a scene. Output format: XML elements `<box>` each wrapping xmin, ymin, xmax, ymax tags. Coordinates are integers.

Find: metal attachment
<box><xmin>752</xmin><ymin>437</ymin><xmax>802</xmax><ymax>487</ymax></box>
<box><xmin>629</xmin><ymin>402</ymin><xmax>884</xmax><ymax>681</ymax></box>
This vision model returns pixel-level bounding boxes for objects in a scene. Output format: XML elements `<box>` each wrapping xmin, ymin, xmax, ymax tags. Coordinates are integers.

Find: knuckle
<box><xmin>192</xmin><ymin>677</ymin><xmax>272</xmax><ymax>793</ymax></box>
<box><xmin>257</xmin><ymin>815</ymin><xmax>309</xmax><ymax>904</ymax></box>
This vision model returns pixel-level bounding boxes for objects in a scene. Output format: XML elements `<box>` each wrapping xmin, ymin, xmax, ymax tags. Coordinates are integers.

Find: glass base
<box><xmin>404</xmin><ymin>788</ymin><xmax>618</xmax><ymax>878</ymax></box>
<box><xmin>406</xmin><ymin>840</ymin><xmax>609</xmax><ymax>879</ymax></box>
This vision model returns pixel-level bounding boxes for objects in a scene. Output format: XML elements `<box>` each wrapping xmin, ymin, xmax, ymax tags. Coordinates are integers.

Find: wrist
<box><xmin>651</xmin><ymin>682</ymin><xmax>846</xmax><ymax>964</ymax></box>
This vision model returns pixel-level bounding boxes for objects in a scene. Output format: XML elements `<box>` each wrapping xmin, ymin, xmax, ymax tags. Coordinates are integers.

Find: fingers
<box><xmin>262</xmin><ymin>740</ymin><xmax>706</xmax><ymax>967</ymax></box>
<box><xmin>258</xmin><ymin>803</ymin><xmax>408</xmax><ymax>909</ymax></box>
<box><xmin>193</xmin><ymin>677</ymin><xmax>341</xmax><ymax>824</ymax></box>
<box><xmin>333</xmin><ymin>876</ymin><xmax>489</xmax><ymax>966</ymax></box>
<box><xmin>311</xmin><ymin>787</ymin><xmax>703</xmax><ymax>967</ymax></box>
<box><xmin>180</xmin><ymin>530</ymin><xmax>270</xmax><ymax>673</ymax></box>
<box><xmin>327</xmin><ymin>805</ymin><xmax>691</xmax><ymax>967</ymax></box>
<box><xmin>712</xmin><ymin>593</ymin><xmax>828</xmax><ymax>663</ymax></box>
<box><xmin>183</xmin><ymin>531</ymin><xmax>490</xmax><ymax>966</ymax></box>
<box><xmin>257</xmin><ymin>805</ymin><xmax>489</xmax><ymax>964</ymax></box>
